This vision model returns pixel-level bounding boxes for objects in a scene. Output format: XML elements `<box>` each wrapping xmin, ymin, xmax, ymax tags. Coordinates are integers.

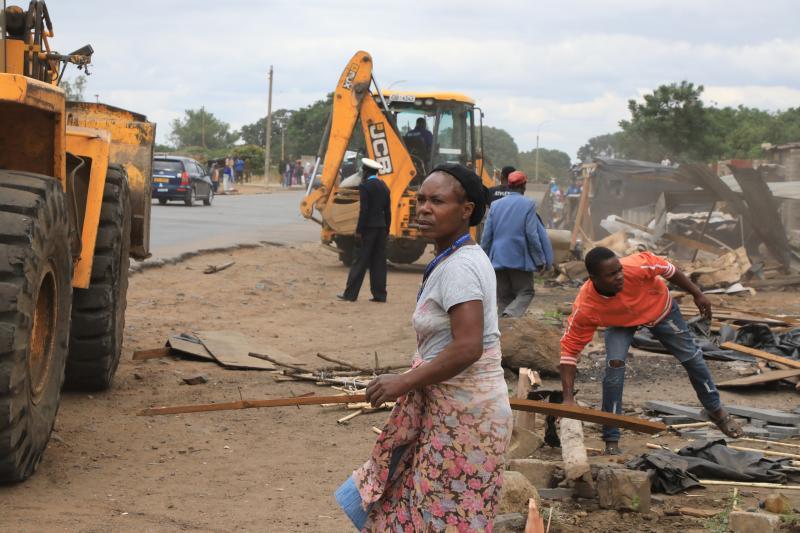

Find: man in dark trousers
<box><xmin>338</xmin><ymin>158</ymin><xmax>391</xmax><ymax>302</ymax></box>
<box><xmin>481</xmin><ymin>170</ymin><xmax>553</xmax><ymax>317</ymax></box>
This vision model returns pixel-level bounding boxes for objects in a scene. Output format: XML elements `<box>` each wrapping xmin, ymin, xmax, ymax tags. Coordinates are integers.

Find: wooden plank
<box><xmin>698</xmin><ymin>479</ymin><xmax>800</xmax><ymax>490</ymax></box>
<box><xmin>721</xmin><ymin>342</ymin><xmax>800</xmax><ymax>369</ymax></box>
<box><xmin>662</xmin><ymin>232</ymin><xmax>725</xmax><ymax>256</ymax></box>
<box><xmin>138</xmin><ymin>394</ymin><xmax>667</xmax><ymax>434</ymax></box>
<box><xmin>715</xmin><ymin>305</ymin><xmax>800</xmax><ymax>326</ymax></box>
<box><xmin>132</xmin><ymin>347</ymin><xmax>173</xmax><ymax>361</ymax></box>
<box><xmin>717</xmin><ymin>369</ymin><xmax>800</xmax><ymax>388</ymax></box>
<box><xmin>570</xmin><ymin>174</ymin><xmax>592</xmax><ymax>249</ymax></box>
<box><xmin>514</xmin><ymin>368</ymin><xmax>536</xmax><ymax>431</ymax></box>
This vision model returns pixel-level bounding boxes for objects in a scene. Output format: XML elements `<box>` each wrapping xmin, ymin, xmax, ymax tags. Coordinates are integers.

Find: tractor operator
<box><xmin>559</xmin><ymin>247</ymin><xmax>743</xmax><ymax>455</ymax></box>
<box><xmin>405</xmin><ymin>117</ymin><xmax>433</xmax><ymax>153</ymax></box>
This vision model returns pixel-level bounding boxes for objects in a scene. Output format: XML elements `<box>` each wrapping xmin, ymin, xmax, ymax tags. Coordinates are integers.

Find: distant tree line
<box><xmin>163</xmin><ymin>93</ymin><xmax>574</xmax><ymax>180</ymax></box>
<box><xmin>578</xmin><ymin>81</ymin><xmax>800</xmax><ymax>164</ymax></box>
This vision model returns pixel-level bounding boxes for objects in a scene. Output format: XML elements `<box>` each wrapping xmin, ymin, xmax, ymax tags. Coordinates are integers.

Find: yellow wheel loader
<box><xmin>300</xmin><ymin>50</ymin><xmax>494</xmax><ymax>265</ymax></box>
<box><xmin>0</xmin><ymin>1</ymin><xmax>155</xmax><ymax>481</ymax></box>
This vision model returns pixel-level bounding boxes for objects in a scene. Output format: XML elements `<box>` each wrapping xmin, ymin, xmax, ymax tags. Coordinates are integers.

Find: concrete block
<box><xmin>508</xmin><ymin>458</ymin><xmax>561</xmax><ymax>488</ymax></box>
<box><xmin>728</xmin><ymin>510</ymin><xmax>780</xmax><ymax>533</ymax></box>
<box><xmin>494</xmin><ymin>513</ymin><xmax>526</xmax><ymax>533</ymax></box>
<box><xmin>750</xmin><ymin>418</ymin><xmax>766</xmax><ymax>428</ymax></box>
<box><xmin>596</xmin><ymin>467</ymin><xmax>650</xmax><ymax>513</ymax></box>
<box><xmin>725</xmin><ymin>406</ymin><xmax>800</xmax><ymax>426</ymax></box>
<box><xmin>643</xmin><ymin>401</ymin><xmax>706</xmax><ymax>421</ymax></box>
<box><xmin>538</xmin><ymin>488</ymin><xmax>574</xmax><ymax>500</ymax></box>
<box><xmin>499</xmin><ymin>470</ymin><xmax>540</xmax><ymax>516</ymax></box>
<box><xmin>765</xmin><ymin>424</ymin><xmax>800</xmax><ymax>436</ymax></box>
<box><xmin>741</xmin><ymin>425</ymin><xmax>771</xmax><ymax>438</ymax></box>
<box><xmin>507</xmin><ymin>427</ymin><xmax>544</xmax><ymax>459</ymax></box>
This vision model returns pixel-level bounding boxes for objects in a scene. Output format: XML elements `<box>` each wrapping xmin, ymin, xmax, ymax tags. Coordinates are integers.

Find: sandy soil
<box><xmin>2</xmin><ymin>242</ymin><xmax>800</xmax><ymax>532</ymax></box>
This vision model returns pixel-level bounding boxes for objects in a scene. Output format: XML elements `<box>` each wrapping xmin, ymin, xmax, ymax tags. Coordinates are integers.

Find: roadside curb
<box><xmin>129</xmin><ymin>241</ymin><xmax>288</xmax><ymax>276</ymax></box>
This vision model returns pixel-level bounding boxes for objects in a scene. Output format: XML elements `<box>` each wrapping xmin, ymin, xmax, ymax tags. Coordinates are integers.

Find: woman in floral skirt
<box><xmin>337</xmin><ymin>163</ymin><xmax>513</xmax><ymax>532</ymax></box>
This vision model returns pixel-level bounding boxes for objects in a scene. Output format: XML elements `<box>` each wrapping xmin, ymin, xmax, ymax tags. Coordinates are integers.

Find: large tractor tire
<box><xmin>65</xmin><ymin>166</ymin><xmax>131</xmax><ymax>391</ymax></box>
<box><xmin>0</xmin><ymin>170</ymin><xmax>72</xmax><ymax>482</ymax></box>
<box><xmin>387</xmin><ymin>238</ymin><xmax>428</xmax><ymax>264</ymax></box>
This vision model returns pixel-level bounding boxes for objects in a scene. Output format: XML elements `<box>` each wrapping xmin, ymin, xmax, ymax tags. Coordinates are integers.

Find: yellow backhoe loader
<box><xmin>300</xmin><ymin>50</ymin><xmax>494</xmax><ymax>265</ymax></box>
<box><xmin>0</xmin><ymin>1</ymin><xmax>155</xmax><ymax>481</ymax></box>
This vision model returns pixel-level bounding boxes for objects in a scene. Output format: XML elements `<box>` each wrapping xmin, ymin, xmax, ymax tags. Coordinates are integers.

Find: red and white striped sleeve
<box><xmin>638</xmin><ymin>252</ymin><xmax>676</xmax><ymax>279</ymax></box>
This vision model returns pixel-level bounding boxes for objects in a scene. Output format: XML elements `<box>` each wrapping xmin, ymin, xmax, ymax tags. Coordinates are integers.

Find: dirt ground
<box><xmin>2</xmin><ymin>242</ymin><xmax>800</xmax><ymax>532</ymax></box>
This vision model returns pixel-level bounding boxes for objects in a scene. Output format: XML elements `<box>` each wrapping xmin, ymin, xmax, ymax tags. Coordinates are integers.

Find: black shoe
<box><xmin>369</xmin><ymin>297</ymin><xmax>386</xmax><ymax>303</ymax></box>
<box><xmin>336</xmin><ymin>294</ymin><xmax>356</xmax><ymax>302</ymax></box>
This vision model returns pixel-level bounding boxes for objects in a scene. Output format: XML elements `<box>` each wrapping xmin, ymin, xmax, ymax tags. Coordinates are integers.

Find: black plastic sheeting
<box><xmin>632</xmin><ymin>318</ymin><xmax>800</xmax><ymax>363</ymax></box>
<box><xmin>627</xmin><ymin>439</ymin><xmax>800</xmax><ymax>494</ymax></box>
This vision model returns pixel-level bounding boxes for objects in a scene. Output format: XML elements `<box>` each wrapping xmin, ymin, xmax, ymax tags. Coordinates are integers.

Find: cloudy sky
<box><xmin>50</xmin><ymin>0</ymin><xmax>799</xmax><ymax>161</ymax></box>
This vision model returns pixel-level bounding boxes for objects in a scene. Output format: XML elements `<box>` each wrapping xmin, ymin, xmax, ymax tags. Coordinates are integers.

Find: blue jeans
<box><xmin>601</xmin><ymin>301</ymin><xmax>721</xmax><ymax>442</ymax></box>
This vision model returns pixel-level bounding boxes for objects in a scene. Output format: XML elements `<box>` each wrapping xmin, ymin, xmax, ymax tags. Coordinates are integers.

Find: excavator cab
<box><xmin>382</xmin><ymin>92</ymin><xmax>479</xmax><ymax>187</ymax></box>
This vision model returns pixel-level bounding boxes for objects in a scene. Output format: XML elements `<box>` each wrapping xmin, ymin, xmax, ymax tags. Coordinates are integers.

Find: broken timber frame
<box><xmin>137</xmin><ymin>394</ymin><xmax>667</xmax><ymax>434</ymax></box>
<box><xmin>721</xmin><ymin>342</ymin><xmax>800</xmax><ymax>369</ymax></box>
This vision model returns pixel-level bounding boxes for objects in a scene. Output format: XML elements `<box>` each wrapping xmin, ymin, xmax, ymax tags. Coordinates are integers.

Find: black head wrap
<box><xmin>430</xmin><ymin>163</ymin><xmax>489</xmax><ymax>226</ymax></box>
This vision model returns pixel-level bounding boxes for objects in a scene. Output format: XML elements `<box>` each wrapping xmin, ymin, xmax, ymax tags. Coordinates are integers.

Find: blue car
<box><xmin>151</xmin><ymin>156</ymin><xmax>214</xmax><ymax>206</ymax></box>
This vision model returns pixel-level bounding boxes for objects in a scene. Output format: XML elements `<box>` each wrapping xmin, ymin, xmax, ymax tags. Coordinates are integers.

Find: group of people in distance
<box><xmin>333</xmin><ymin>160</ymin><xmax>741</xmax><ymax>531</ymax></box>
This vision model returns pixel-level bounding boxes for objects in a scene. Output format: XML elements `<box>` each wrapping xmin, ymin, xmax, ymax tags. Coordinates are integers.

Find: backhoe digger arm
<box><xmin>299</xmin><ymin>50</ymin><xmax>374</xmax><ymax>219</ymax></box>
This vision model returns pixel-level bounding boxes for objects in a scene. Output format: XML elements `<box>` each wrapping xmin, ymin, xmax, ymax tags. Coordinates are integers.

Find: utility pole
<box><xmin>265</xmin><ymin>65</ymin><xmax>273</xmax><ymax>180</ymax></box>
<box><xmin>201</xmin><ymin>105</ymin><xmax>206</xmax><ymax>149</ymax></box>
<box><xmin>535</xmin><ymin>120</ymin><xmax>550</xmax><ymax>182</ymax></box>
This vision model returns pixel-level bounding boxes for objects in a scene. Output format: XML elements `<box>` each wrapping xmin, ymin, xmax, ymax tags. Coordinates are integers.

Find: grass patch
<box><xmin>705</xmin><ymin>488</ymin><xmax>741</xmax><ymax>532</ymax></box>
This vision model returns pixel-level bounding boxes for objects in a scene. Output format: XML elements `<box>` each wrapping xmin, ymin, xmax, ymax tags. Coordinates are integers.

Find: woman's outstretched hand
<box><xmin>366</xmin><ymin>374</ymin><xmax>412</xmax><ymax>407</ymax></box>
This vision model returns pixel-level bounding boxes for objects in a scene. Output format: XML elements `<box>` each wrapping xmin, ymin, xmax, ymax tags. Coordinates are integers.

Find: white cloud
<box><xmin>44</xmin><ymin>1</ymin><xmax>800</xmax><ymax>160</ymax></box>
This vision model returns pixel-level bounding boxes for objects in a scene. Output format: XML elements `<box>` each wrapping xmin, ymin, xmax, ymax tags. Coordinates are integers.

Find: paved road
<box><xmin>146</xmin><ymin>190</ymin><xmax>319</xmax><ymax>261</ymax></box>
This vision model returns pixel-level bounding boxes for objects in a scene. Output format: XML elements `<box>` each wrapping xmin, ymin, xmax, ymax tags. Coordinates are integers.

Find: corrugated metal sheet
<box><xmin>721</xmin><ymin>175</ymin><xmax>800</xmax><ymax>200</ymax></box>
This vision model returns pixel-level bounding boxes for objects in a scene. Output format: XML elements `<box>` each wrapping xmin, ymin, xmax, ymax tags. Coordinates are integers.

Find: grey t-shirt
<box><xmin>412</xmin><ymin>245</ymin><xmax>501</xmax><ymax>362</ymax></box>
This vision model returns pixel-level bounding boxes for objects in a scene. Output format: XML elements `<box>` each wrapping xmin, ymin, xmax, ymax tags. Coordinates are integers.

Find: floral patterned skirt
<box><xmin>353</xmin><ymin>346</ymin><xmax>512</xmax><ymax>532</ymax></box>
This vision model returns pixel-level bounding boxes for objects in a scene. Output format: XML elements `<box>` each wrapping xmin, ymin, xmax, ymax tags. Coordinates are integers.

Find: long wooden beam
<box><xmin>720</xmin><ymin>342</ymin><xmax>800</xmax><ymax>369</ymax></box>
<box><xmin>137</xmin><ymin>394</ymin><xmax>666</xmax><ymax>434</ymax></box>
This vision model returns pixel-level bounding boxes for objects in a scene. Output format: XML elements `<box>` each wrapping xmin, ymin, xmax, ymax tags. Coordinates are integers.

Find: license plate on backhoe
<box><xmin>153</xmin><ymin>177</ymin><xmax>169</xmax><ymax>183</ymax></box>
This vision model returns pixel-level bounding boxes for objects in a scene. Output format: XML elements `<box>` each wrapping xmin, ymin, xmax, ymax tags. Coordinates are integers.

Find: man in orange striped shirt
<box><xmin>559</xmin><ymin>247</ymin><xmax>742</xmax><ymax>454</ymax></box>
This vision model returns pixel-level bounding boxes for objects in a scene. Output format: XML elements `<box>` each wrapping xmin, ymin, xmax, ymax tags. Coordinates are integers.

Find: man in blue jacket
<box><xmin>481</xmin><ymin>170</ymin><xmax>553</xmax><ymax>317</ymax></box>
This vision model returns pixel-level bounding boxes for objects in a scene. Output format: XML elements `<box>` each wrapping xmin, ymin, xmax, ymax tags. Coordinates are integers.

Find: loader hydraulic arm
<box><xmin>299</xmin><ymin>51</ymin><xmax>374</xmax><ymax>219</ymax></box>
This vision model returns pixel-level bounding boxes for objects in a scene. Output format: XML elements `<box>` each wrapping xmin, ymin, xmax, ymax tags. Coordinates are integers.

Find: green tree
<box><xmin>61</xmin><ymin>75</ymin><xmax>87</xmax><ymax>101</ymax></box>
<box><xmin>481</xmin><ymin>126</ymin><xmax>519</xmax><ymax>170</ymax></box>
<box><xmin>240</xmin><ymin>109</ymin><xmax>292</xmax><ymax>155</ymax></box>
<box><xmin>518</xmin><ymin>148</ymin><xmax>572</xmax><ymax>182</ymax></box>
<box><xmin>169</xmin><ymin>107</ymin><xmax>238</xmax><ymax>150</ymax></box>
<box><xmin>284</xmin><ymin>95</ymin><xmax>333</xmax><ymax>160</ymax></box>
<box><xmin>577</xmin><ymin>132</ymin><xmax>626</xmax><ymax>162</ymax></box>
<box><xmin>231</xmin><ymin>145</ymin><xmax>265</xmax><ymax>176</ymax></box>
<box><xmin>619</xmin><ymin>81</ymin><xmax>710</xmax><ymax>162</ymax></box>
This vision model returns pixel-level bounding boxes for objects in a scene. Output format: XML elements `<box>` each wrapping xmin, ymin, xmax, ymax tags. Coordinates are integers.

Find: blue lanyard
<box><xmin>417</xmin><ymin>233</ymin><xmax>471</xmax><ymax>301</ymax></box>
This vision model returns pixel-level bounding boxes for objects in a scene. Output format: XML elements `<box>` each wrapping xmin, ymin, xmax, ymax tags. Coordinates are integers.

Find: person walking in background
<box><xmin>487</xmin><ymin>165</ymin><xmax>516</xmax><ymax>204</ymax></box>
<box><xmin>481</xmin><ymin>170</ymin><xmax>552</xmax><ymax>317</ymax></box>
<box><xmin>292</xmin><ymin>160</ymin><xmax>303</xmax><ymax>186</ymax></box>
<box><xmin>234</xmin><ymin>158</ymin><xmax>245</xmax><ymax>183</ymax></box>
<box><xmin>337</xmin><ymin>158</ymin><xmax>391</xmax><ymax>302</ymax></box>
<box><xmin>283</xmin><ymin>161</ymin><xmax>292</xmax><ymax>187</ymax></box>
